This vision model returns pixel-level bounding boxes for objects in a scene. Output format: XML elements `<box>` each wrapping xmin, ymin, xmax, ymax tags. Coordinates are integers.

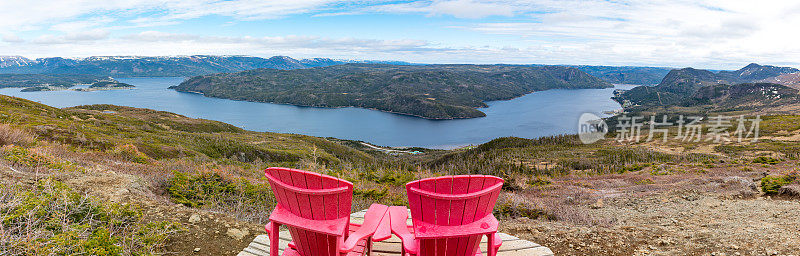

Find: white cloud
<box><xmin>0</xmin><ymin>0</ymin><xmax>359</xmax><ymax>32</ymax></box>
<box><xmin>32</xmin><ymin>29</ymin><xmax>110</xmax><ymax>44</ymax></box>
<box><xmin>121</xmin><ymin>31</ymin><xmax>433</xmax><ymax>53</ymax></box>
<box><xmin>49</xmin><ymin>17</ymin><xmax>117</xmax><ymax>33</ymax></box>
<box><xmin>0</xmin><ymin>0</ymin><xmax>799</xmax><ymax>69</ymax></box>
<box><xmin>2</xmin><ymin>34</ymin><xmax>24</xmax><ymax>43</ymax></box>
<box><xmin>456</xmin><ymin>0</ymin><xmax>800</xmax><ymax>68</ymax></box>
<box><xmin>375</xmin><ymin>0</ymin><xmax>515</xmax><ymax>18</ymax></box>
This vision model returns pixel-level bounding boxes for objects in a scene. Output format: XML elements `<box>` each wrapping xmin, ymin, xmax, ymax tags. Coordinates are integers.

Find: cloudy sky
<box><xmin>1</xmin><ymin>0</ymin><xmax>799</xmax><ymax>69</ymax></box>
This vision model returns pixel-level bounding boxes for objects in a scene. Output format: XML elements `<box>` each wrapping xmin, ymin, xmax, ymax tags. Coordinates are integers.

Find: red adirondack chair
<box><xmin>389</xmin><ymin>175</ymin><xmax>504</xmax><ymax>256</ymax></box>
<box><xmin>264</xmin><ymin>167</ymin><xmax>392</xmax><ymax>256</ymax></box>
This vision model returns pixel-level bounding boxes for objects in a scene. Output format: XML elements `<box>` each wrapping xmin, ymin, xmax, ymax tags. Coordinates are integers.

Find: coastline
<box><xmin>170</xmin><ymin>86</ymin><xmax>615</xmax><ymax>120</ymax></box>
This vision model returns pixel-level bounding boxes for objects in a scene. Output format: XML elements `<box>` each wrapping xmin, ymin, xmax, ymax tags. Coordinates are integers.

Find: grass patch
<box><xmin>0</xmin><ymin>124</ymin><xmax>36</xmax><ymax>146</ymax></box>
<box><xmin>494</xmin><ymin>200</ymin><xmax>554</xmax><ymax>220</ymax></box>
<box><xmin>0</xmin><ymin>179</ymin><xmax>178</xmax><ymax>255</ymax></box>
<box><xmin>752</xmin><ymin>156</ymin><xmax>782</xmax><ymax>165</ymax></box>
<box><xmin>110</xmin><ymin>144</ymin><xmax>152</xmax><ymax>164</ymax></box>
<box><xmin>527</xmin><ymin>176</ymin><xmax>552</xmax><ymax>187</ymax></box>
<box><xmin>1</xmin><ymin>145</ymin><xmax>82</xmax><ymax>172</ymax></box>
<box><xmin>166</xmin><ymin>171</ymin><xmax>276</xmax><ymax>222</ymax></box>
<box><xmin>166</xmin><ymin>171</ymin><xmax>274</xmax><ymax>208</ymax></box>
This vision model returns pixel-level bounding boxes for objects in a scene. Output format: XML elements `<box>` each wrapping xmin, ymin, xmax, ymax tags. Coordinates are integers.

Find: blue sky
<box><xmin>1</xmin><ymin>0</ymin><xmax>799</xmax><ymax>69</ymax></box>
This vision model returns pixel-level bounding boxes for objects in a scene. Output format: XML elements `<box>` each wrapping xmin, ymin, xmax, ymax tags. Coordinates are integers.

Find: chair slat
<box><xmin>434</xmin><ymin>177</ymin><xmax>453</xmax><ymax>254</ymax></box>
<box><xmin>418</xmin><ymin>178</ymin><xmax>438</xmax><ymax>256</ymax></box>
<box><xmin>339</xmin><ymin>190</ymin><xmax>352</xmax><ymax>219</ymax></box>
<box><xmin>434</xmin><ymin>177</ymin><xmax>453</xmax><ymax>225</ymax></box>
<box><xmin>292</xmin><ymin>172</ymin><xmax>314</xmax><ymax>219</ymax></box>
<box><xmin>305</xmin><ymin>173</ymin><xmax>328</xmax><ymax>256</ymax></box>
<box><xmin>306</xmin><ymin>174</ymin><xmax>325</xmax><ymax>219</ymax></box>
<box><xmin>418</xmin><ymin>179</ymin><xmax>437</xmax><ymax>224</ymax></box>
<box><xmin>327</xmin><ymin>235</ymin><xmax>337</xmax><ymax>256</ymax></box>
<box><xmin>447</xmin><ymin>177</ymin><xmax>470</xmax><ymax>255</ymax></box>
<box><xmin>276</xmin><ymin>169</ymin><xmax>302</xmax><ymax>216</ymax></box>
<box><xmin>321</xmin><ymin>177</ymin><xmax>341</xmax><ymax>220</ymax></box>
<box><xmin>407</xmin><ymin>179</ymin><xmax>423</xmax><ymax>230</ymax></box>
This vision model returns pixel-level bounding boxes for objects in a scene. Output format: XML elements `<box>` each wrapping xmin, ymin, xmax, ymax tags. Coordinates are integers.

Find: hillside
<box><xmin>685</xmin><ymin>83</ymin><xmax>800</xmax><ymax>111</ymax></box>
<box><xmin>573</xmin><ymin>65</ymin><xmax>673</xmax><ymax>85</ymax></box>
<box><xmin>0</xmin><ymin>55</ymin><xmax>412</xmax><ymax>77</ymax></box>
<box><xmin>717</xmin><ymin>63</ymin><xmax>799</xmax><ymax>82</ymax></box>
<box><xmin>616</xmin><ymin>68</ymin><xmax>728</xmax><ymax>106</ymax></box>
<box><xmin>0</xmin><ymin>95</ymin><xmax>396</xmax><ymax>255</ymax></box>
<box><xmin>170</xmin><ymin>64</ymin><xmax>612</xmax><ymax>119</ymax></box>
<box><xmin>2</xmin><ymin>95</ymin><xmax>800</xmax><ymax>255</ymax></box>
<box><xmin>615</xmin><ymin>64</ymin><xmax>800</xmax><ymax>108</ymax></box>
<box><xmin>759</xmin><ymin>72</ymin><xmax>800</xmax><ymax>87</ymax></box>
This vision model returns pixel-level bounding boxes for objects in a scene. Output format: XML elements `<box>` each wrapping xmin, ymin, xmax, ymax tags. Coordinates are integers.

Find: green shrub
<box><xmin>494</xmin><ymin>200</ymin><xmax>553</xmax><ymax>220</ymax></box>
<box><xmin>1</xmin><ymin>145</ymin><xmax>82</xmax><ymax>172</ymax></box>
<box><xmin>761</xmin><ymin>175</ymin><xmax>797</xmax><ymax>194</ymax></box>
<box><xmin>377</xmin><ymin>170</ymin><xmax>417</xmax><ymax>187</ymax></box>
<box><xmin>111</xmin><ymin>144</ymin><xmax>152</xmax><ymax>164</ymax></box>
<box><xmin>354</xmin><ymin>188</ymin><xmax>388</xmax><ymax>201</ymax></box>
<box><xmin>526</xmin><ymin>176</ymin><xmax>552</xmax><ymax>187</ymax></box>
<box><xmin>0</xmin><ymin>179</ymin><xmax>177</xmax><ymax>255</ymax></box>
<box><xmin>753</xmin><ymin>156</ymin><xmax>782</xmax><ymax>165</ymax></box>
<box><xmin>500</xmin><ymin>172</ymin><xmax>524</xmax><ymax>191</ymax></box>
<box><xmin>167</xmin><ymin>171</ymin><xmax>275</xmax><ymax>209</ymax></box>
<box><xmin>0</xmin><ymin>123</ymin><xmax>36</xmax><ymax>146</ymax></box>
<box><xmin>620</xmin><ymin>163</ymin><xmax>649</xmax><ymax>173</ymax></box>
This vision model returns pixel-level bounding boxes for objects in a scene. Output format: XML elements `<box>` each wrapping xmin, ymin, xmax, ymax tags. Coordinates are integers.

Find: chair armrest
<box><xmin>341</xmin><ymin>204</ymin><xmax>389</xmax><ymax>253</ymax></box>
<box><xmin>388</xmin><ymin>206</ymin><xmax>417</xmax><ymax>254</ymax></box>
<box><xmin>413</xmin><ymin>213</ymin><xmax>499</xmax><ymax>239</ymax></box>
<box><xmin>373</xmin><ymin>208</ymin><xmax>393</xmax><ymax>242</ymax></box>
<box><xmin>269</xmin><ymin>204</ymin><xmax>348</xmax><ymax>236</ymax></box>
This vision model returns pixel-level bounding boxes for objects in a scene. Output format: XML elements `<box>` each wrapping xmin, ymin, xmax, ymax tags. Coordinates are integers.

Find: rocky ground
<box><xmin>501</xmin><ymin>172</ymin><xmax>800</xmax><ymax>256</ymax></box>
<box><xmin>505</xmin><ymin>192</ymin><xmax>800</xmax><ymax>255</ymax></box>
<box><xmin>151</xmin><ymin>205</ymin><xmax>263</xmax><ymax>255</ymax></box>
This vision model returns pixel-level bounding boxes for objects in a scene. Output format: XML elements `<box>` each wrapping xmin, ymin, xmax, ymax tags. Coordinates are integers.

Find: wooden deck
<box><xmin>238</xmin><ymin>210</ymin><xmax>553</xmax><ymax>256</ymax></box>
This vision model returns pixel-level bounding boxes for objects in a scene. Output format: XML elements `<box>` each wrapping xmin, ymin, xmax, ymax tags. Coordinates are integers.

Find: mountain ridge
<box><xmin>0</xmin><ymin>55</ymin><xmax>415</xmax><ymax>77</ymax></box>
<box><xmin>614</xmin><ymin>63</ymin><xmax>800</xmax><ymax>112</ymax></box>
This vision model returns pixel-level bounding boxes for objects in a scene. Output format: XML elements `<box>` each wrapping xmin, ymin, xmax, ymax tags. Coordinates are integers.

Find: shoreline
<box><xmin>171</xmin><ymin>85</ymin><xmax>616</xmax><ymax>120</ymax></box>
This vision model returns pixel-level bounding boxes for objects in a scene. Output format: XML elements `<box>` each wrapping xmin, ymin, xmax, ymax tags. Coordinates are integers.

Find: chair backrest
<box><xmin>406</xmin><ymin>175</ymin><xmax>504</xmax><ymax>256</ymax></box>
<box><xmin>265</xmin><ymin>167</ymin><xmax>353</xmax><ymax>256</ymax></box>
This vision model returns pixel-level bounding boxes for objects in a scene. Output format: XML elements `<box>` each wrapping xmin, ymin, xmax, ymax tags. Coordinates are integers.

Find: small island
<box><xmin>74</xmin><ymin>81</ymin><xmax>135</xmax><ymax>91</ymax></box>
<box><xmin>0</xmin><ymin>74</ymin><xmax>136</xmax><ymax>92</ymax></box>
<box><xmin>20</xmin><ymin>86</ymin><xmax>70</xmax><ymax>92</ymax></box>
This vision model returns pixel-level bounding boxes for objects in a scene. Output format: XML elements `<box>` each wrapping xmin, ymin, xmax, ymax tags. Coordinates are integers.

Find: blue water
<box><xmin>0</xmin><ymin>77</ymin><xmax>632</xmax><ymax>149</ymax></box>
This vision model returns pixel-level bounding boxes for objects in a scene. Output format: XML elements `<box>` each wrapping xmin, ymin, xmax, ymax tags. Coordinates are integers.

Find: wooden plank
<box><xmin>351</xmin><ymin>210</ymin><xmax>367</xmax><ymax>219</ymax></box>
<box><xmin>236</xmin><ymin>249</ymin><xmax>260</xmax><ymax>256</ymax></box>
<box><xmin>497</xmin><ymin>246</ymin><xmax>555</xmax><ymax>256</ymax></box>
<box><xmin>482</xmin><ymin>239</ymin><xmax>541</xmax><ymax>253</ymax></box>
